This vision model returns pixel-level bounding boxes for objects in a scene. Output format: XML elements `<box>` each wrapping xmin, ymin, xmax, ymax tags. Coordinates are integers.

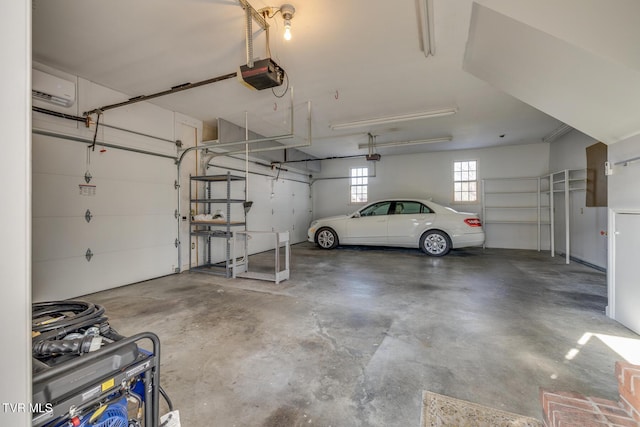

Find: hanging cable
<box><xmin>272</xmin><ymin>69</ymin><xmax>289</xmax><ymax>98</ymax></box>
<box><xmin>89</xmin><ymin>112</ymin><xmax>102</xmax><ymax>151</ymax></box>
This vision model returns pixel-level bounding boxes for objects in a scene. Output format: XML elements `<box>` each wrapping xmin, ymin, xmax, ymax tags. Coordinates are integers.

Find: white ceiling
<box><xmin>32</xmin><ymin>0</ymin><xmax>640</xmax><ymax>159</ymax></box>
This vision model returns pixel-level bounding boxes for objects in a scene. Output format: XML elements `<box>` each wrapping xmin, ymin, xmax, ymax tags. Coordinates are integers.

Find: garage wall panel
<box><xmin>33</xmin><ymin>245</ymin><xmax>176</xmax><ymax>302</ymax></box>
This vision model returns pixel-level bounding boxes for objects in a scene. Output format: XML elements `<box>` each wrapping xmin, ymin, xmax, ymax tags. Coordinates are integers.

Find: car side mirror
<box><xmin>352</xmin><ymin>212</ymin><xmax>361</xmax><ymax>218</ymax></box>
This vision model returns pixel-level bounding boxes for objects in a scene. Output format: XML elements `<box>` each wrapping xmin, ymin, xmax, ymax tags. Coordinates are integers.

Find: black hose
<box><xmin>32</xmin><ymin>300</ymin><xmax>106</xmax><ymax>333</ymax></box>
<box><xmin>32</xmin><ymin>335</ymin><xmax>102</xmax><ymax>357</ymax></box>
<box><xmin>159</xmin><ymin>385</ymin><xmax>174</xmax><ymax>413</ymax></box>
<box><xmin>32</xmin><ymin>300</ymin><xmax>110</xmax><ymax>358</ymax></box>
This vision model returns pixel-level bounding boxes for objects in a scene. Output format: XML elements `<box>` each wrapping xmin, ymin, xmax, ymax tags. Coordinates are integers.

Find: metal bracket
<box><xmin>175</xmin><ymin>139</ymin><xmax>183</xmax><ymax>148</ymax></box>
<box><xmin>174</xmin><ymin>209</ymin><xmax>179</xmax><ymax>219</ymax></box>
<box><xmin>174</xmin><ymin>180</ymin><xmax>180</xmax><ymax>190</ymax></box>
<box><xmin>84</xmin><ymin>171</ymin><xmax>92</xmax><ymax>184</ymax></box>
<box><xmin>85</xmin><ymin>248</ymin><xmax>93</xmax><ymax>262</ymax></box>
<box><xmin>175</xmin><ymin>238</ymin><xmax>180</xmax><ymax>248</ymax></box>
<box><xmin>85</xmin><ymin>209</ymin><xmax>93</xmax><ymax>223</ymax></box>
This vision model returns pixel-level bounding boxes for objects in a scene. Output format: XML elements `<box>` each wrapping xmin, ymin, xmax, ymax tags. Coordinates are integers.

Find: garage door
<box><xmin>32</xmin><ymin>133</ymin><xmax>177</xmax><ymax>301</ymax></box>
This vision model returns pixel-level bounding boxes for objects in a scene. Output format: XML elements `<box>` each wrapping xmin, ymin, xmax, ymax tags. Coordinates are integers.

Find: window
<box><xmin>360</xmin><ymin>201</ymin><xmax>391</xmax><ymax>216</ymax></box>
<box><xmin>391</xmin><ymin>201</ymin><xmax>431</xmax><ymax>215</ymax></box>
<box><xmin>350</xmin><ymin>167</ymin><xmax>368</xmax><ymax>203</ymax></box>
<box><xmin>453</xmin><ymin>160</ymin><xmax>477</xmax><ymax>202</ymax></box>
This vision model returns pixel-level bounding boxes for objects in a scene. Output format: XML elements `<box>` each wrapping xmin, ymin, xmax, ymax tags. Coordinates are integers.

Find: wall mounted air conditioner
<box><xmin>32</xmin><ymin>69</ymin><xmax>76</xmax><ymax>108</ymax></box>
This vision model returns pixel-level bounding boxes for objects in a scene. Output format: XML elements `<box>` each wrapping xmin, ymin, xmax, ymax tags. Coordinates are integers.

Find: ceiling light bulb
<box><xmin>283</xmin><ymin>20</ymin><xmax>292</xmax><ymax>40</ymax></box>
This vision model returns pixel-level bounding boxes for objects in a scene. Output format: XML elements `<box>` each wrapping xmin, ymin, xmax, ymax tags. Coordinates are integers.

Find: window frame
<box><xmin>453</xmin><ymin>160</ymin><xmax>478</xmax><ymax>203</ymax></box>
<box><xmin>349</xmin><ymin>167</ymin><xmax>369</xmax><ymax>204</ymax></box>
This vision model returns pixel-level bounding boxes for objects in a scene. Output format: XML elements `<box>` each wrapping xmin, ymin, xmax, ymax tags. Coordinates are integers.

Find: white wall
<box><xmin>608</xmin><ymin>136</ymin><xmax>640</xmax><ymax>208</ymax></box>
<box><xmin>312</xmin><ymin>143</ymin><xmax>550</xmax><ymax>249</ymax></box>
<box><xmin>1</xmin><ymin>0</ymin><xmax>31</xmax><ymax>424</ymax></box>
<box><xmin>548</xmin><ymin>131</ymin><xmax>608</xmax><ymax>269</ymax></box>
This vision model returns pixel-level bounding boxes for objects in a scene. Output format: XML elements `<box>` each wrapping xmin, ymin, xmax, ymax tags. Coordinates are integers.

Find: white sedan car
<box><xmin>307</xmin><ymin>199</ymin><xmax>485</xmax><ymax>256</ymax></box>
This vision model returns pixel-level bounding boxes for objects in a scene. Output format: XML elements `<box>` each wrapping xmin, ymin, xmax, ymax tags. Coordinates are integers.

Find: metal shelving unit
<box><xmin>481</xmin><ymin>176</ymin><xmax>550</xmax><ymax>251</ymax></box>
<box><xmin>548</xmin><ymin>169</ymin><xmax>586</xmax><ymax>264</ymax></box>
<box><xmin>189</xmin><ymin>172</ymin><xmax>246</xmax><ymax>277</ymax></box>
<box><xmin>481</xmin><ymin>169</ymin><xmax>586</xmax><ymax>264</ymax></box>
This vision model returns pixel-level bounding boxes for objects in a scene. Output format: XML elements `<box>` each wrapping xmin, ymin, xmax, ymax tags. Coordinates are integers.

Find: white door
<box><xmin>345</xmin><ymin>201</ymin><xmax>391</xmax><ymax>245</ymax></box>
<box><xmin>613</xmin><ymin>212</ymin><xmax>640</xmax><ymax>334</ymax></box>
<box><xmin>387</xmin><ymin>201</ymin><xmax>436</xmax><ymax>245</ymax></box>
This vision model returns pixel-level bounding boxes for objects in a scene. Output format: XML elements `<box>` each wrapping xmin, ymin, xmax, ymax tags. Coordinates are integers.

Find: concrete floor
<box><xmin>86</xmin><ymin>243</ymin><xmax>640</xmax><ymax>427</ymax></box>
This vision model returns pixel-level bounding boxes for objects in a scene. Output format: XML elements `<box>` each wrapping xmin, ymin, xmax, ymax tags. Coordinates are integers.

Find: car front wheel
<box><xmin>420</xmin><ymin>230</ymin><xmax>451</xmax><ymax>256</ymax></box>
<box><xmin>316</xmin><ymin>227</ymin><xmax>338</xmax><ymax>249</ymax></box>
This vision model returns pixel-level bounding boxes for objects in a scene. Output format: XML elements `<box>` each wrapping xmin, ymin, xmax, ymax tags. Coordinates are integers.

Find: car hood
<box><xmin>314</xmin><ymin>214</ymin><xmax>350</xmax><ymax>223</ymax></box>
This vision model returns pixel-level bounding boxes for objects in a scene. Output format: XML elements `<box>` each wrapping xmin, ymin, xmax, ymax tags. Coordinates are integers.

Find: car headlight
<box><xmin>308</xmin><ymin>221</ymin><xmax>319</xmax><ymax>233</ymax></box>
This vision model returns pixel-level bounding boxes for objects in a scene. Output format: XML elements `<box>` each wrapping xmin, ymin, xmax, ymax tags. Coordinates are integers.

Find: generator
<box><xmin>31</xmin><ymin>301</ymin><xmax>164</xmax><ymax>427</ymax></box>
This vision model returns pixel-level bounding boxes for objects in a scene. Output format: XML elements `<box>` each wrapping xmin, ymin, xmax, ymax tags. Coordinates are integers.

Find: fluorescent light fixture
<box><xmin>331</xmin><ymin>107</ymin><xmax>457</xmax><ymax>131</ymax></box>
<box><xmin>542</xmin><ymin>123</ymin><xmax>573</xmax><ymax>143</ymax></box>
<box><xmin>419</xmin><ymin>0</ymin><xmax>435</xmax><ymax>57</ymax></box>
<box><xmin>358</xmin><ymin>136</ymin><xmax>452</xmax><ymax>149</ymax></box>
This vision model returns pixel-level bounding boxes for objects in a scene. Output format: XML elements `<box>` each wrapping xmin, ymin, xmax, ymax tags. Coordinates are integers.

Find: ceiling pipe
<box><xmin>310</xmin><ymin>160</ymin><xmax>377</xmax><ymax>185</ymax></box>
<box><xmin>83</xmin><ymin>72</ymin><xmax>238</xmax><ymax>116</ymax></box>
<box><xmin>273</xmin><ymin>154</ymin><xmax>364</xmax><ymax>165</ymax></box>
<box><xmin>32</xmin><ymin>128</ymin><xmax>177</xmax><ymax>160</ymax></box>
<box><xmin>33</xmin><ymin>106</ymin><xmax>177</xmax><ymax>144</ymax></box>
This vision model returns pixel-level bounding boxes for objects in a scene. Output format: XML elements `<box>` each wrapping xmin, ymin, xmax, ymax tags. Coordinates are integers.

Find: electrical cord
<box><xmin>159</xmin><ymin>385</ymin><xmax>174</xmax><ymax>412</ymax></box>
<box><xmin>272</xmin><ymin>69</ymin><xmax>289</xmax><ymax>98</ymax></box>
<box><xmin>32</xmin><ymin>300</ymin><xmax>107</xmax><ymax>334</ymax></box>
<box><xmin>32</xmin><ymin>300</ymin><xmax>109</xmax><ymax>357</ymax></box>
<box><xmin>158</xmin><ymin>385</ymin><xmax>176</xmax><ymax>427</ymax></box>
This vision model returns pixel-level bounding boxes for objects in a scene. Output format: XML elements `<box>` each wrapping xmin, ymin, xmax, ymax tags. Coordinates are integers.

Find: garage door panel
<box><xmin>83</xmin><ymin>179</ymin><xmax>176</xmax><ymax>215</ymax></box>
<box><xmin>33</xmin><ymin>134</ymin><xmax>176</xmax><ymax>184</ymax></box>
<box><xmin>33</xmin><ymin>173</ymin><xmax>93</xmax><ymax>216</ymax></box>
<box><xmin>33</xmin><ymin>215</ymin><xmax>176</xmax><ymax>261</ymax></box>
<box><xmin>88</xmin><ymin>148</ymin><xmax>176</xmax><ymax>183</ymax></box>
<box><xmin>33</xmin><ymin>133</ymin><xmax>178</xmax><ymax>300</ymax></box>
<box><xmin>33</xmin><ymin>134</ymin><xmax>86</xmax><ymax>175</ymax></box>
<box><xmin>292</xmin><ymin>181</ymin><xmax>311</xmax><ymax>243</ymax></box>
<box><xmin>33</xmin><ymin>174</ymin><xmax>176</xmax><ymax>217</ymax></box>
<box><xmin>32</xmin><ymin>245</ymin><xmax>177</xmax><ymax>302</ymax></box>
